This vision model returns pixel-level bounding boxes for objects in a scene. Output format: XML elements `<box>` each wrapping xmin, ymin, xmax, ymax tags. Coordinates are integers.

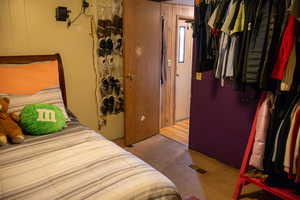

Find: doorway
<box><xmin>160</xmin><ymin>16</ymin><xmax>194</xmax><ymax>145</ymax></box>
<box><xmin>123</xmin><ymin>1</ymin><xmax>194</xmax><ymax>146</ymax></box>
<box><xmin>175</xmin><ymin>19</ymin><xmax>193</xmax><ymax>122</ymax></box>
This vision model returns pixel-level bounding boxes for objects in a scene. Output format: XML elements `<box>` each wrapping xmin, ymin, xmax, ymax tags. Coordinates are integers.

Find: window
<box><xmin>178</xmin><ymin>26</ymin><xmax>186</xmax><ymax>63</ymax></box>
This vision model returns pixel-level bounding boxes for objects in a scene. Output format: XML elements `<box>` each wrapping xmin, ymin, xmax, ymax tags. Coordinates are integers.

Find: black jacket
<box><xmin>243</xmin><ymin>0</ymin><xmax>271</xmax><ymax>83</ymax></box>
<box><xmin>259</xmin><ymin>0</ymin><xmax>289</xmax><ymax>90</ymax></box>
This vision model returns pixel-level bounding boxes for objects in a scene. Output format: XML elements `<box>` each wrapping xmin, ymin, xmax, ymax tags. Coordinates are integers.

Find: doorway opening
<box><xmin>123</xmin><ymin>1</ymin><xmax>194</xmax><ymax>146</ymax></box>
<box><xmin>160</xmin><ymin>16</ymin><xmax>194</xmax><ymax>145</ymax></box>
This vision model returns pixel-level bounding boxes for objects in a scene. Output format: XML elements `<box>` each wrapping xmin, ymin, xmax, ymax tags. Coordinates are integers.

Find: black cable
<box><xmin>67</xmin><ymin>0</ymin><xmax>89</xmax><ymax>27</ymax></box>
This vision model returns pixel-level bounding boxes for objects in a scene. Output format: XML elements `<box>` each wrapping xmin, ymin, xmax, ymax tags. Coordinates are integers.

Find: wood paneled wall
<box><xmin>160</xmin><ymin>3</ymin><xmax>194</xmax><ymax>128</ymax></box>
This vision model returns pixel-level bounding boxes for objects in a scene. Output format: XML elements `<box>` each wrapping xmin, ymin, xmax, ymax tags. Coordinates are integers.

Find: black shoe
<box><xmin>98</xmin><ymin>38</ymin><xmax>114</xmax><ymax>56</ymax></box>
<box><xmin>97</xmin><ymin>48</ymin><xmax>106</xmax><ymax>57</ymax></box>
<box><xmin>101</xmin><ymin>97</ymin><xmax>110</xmax><ymax>116</ymax></box>
<box><xmin>113</xmin><ymin>79</ymin><xmax>121</xmax><ymax>96</ymax></box>
<box><xmin>107</xmin><ymin>76</ymin><xmax>115</xmax><ymax>95</ymax></box>
<box><xmin>98</xmin><ymin>19</ymin><xmax>112</xmax><ymax>37</ymax></box>
<box><xmin>107</xmin><ymin>96</ymin><xmax>115</xmax><ymax>114</ymax></box>
<box><xmin>100</xmin><ymin>78</ymin><xmax>109</xmax><ymax>96</ymax></box>
<box><xmin>106</xmin><ymin>39</ymin><xmax>113</xmax><ymax>55</ymax></box>
<box><xmin>115</xmin><ymin>97</ymin><xmax>124</xmax><ymax>114</ymax></box>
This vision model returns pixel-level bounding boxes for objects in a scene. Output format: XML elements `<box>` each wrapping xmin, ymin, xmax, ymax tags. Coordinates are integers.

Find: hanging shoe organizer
<box><xmin>96</xmin><ymin>0</ymin><xmax>124</xmax><ymax>128</ymax></box>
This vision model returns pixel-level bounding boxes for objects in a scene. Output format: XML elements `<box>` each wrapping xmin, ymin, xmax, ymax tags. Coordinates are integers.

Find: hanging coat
<box><xmin>271</xmin><ymin>89</ymin><xmax>300</xmax><ymax>173</ymax></box>
<box><xmin>281</xmin><ymin>44</ymin><xmax>297</xmax><ymax>91</ymax></box>
<box><xmin>250</xmin><ymin>92</ymin><xmax>274</xmax><ymax>170</ymax></box>
<box><xmin>235</xmin><ymin>0</ymin><xmax>259</xmax><ymax>89</ymax></box>
<box><xmin>161</xmin><ymin>16</ymin><xmax>167</xmax><ymax>84</ymax></box>
<box><xmin>259</xmin><ymin>0</ymin><xmax>282</xmax><ymax>90</ymax></box>
<box><xmin>243</xmin><ymin>0</ymin><xmax>271</xmax><ymax>83</ymax></box>
<box><xmin>213</xmin><ymin>0</ymin><xmax>231</xmax><ymax>29</ymax></box>
<box><xmin>263</xmin><ymin>89</ymin><xmax>300</xmax><ymax>174</ymax></box>
<box><xmin>283</xmin><ymin>102</ymin><xmax>300</xmax><ymax>176</ymax></box>
<box><xmin>194</xmin><ymin>2</ymin><xmax>208</xmax><ymax>72</ymax></box>
<box><xmin>271</xmin><ymin>15</ymin><xmax>296</xmax><ymax>80</ymax></box>
<box><xmin>215</xmin><ymin>0</ymin><xmax>242</xmax><ymax>84</ymax></box>
<box><xmin>291</xmin><ymin>0</ymin><xmax>300</xmax><ymax>19</ymax></box>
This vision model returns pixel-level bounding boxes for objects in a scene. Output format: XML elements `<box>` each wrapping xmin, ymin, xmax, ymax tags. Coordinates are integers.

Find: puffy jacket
<box><xmin>249</xmin><ymin>92</ymin><xmax>274</xmax><ymax>170</ymax></box>
<box><xmin>243</xmin><ymin>0</ymin><xmax>271</xmax><ymax>83</ymax></box>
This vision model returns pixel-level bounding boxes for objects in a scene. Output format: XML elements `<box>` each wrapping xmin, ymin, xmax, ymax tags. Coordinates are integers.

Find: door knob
<box><xmin>176</xmin><ymin>74</ymin><xmax>180</xmax><ymax>77</ymax></box>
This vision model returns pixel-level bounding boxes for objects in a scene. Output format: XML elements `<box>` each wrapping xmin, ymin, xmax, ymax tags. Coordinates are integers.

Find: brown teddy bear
<box><xmin>0</xmin><ymin>97</ymin><xmax>24</xmax><ymax>146</ymax></box>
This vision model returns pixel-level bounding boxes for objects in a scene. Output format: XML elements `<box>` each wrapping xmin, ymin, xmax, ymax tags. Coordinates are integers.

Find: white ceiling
<box><xmin>167</xmin><ymin>0</ymin><xmax>194</xmax><ymax>6</ymax></box>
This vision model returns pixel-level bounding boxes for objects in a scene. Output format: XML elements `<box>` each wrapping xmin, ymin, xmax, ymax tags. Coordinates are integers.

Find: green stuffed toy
<box><xmin>20</xmin><ymin>104</ymin><xmax>66</xmax><ymax>135</ymax></box>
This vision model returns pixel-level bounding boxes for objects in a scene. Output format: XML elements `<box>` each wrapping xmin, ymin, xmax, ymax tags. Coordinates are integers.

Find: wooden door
<box><xmin>123</xmin><ymin>0</ymin><xmax>161</xmax><ymax>145</ymax></box>
<box><xmin>175</xmin><ymin>20</ymin><xmax>193</xmax><ymax>121</ymax></box>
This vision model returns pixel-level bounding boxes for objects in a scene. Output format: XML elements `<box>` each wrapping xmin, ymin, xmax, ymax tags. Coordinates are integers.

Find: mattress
<box><xmin>0</xmin><ymin>119</ymin><xmax>181</xmax><ymax>200</ymax></box>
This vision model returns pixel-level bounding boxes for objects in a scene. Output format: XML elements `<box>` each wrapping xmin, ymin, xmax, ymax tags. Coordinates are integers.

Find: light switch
<box><xmin>167</xmin><ymin>59</ymin><xmax>172</xmax><ymax>67</ymax></box>
<box><xmin>196</xmin><ymin>72</ymin><xmax>202</xmax><ymax>80</ymax></box>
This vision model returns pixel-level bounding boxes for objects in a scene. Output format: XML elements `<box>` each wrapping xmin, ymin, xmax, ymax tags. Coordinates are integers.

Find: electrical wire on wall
<box><xmin>68</xmin><ymin>0</ymin><xmax>106</xmax><ymax>129</ymax></box>
<box><xmin>67</xmin><ymin>0</ymin><xmax>90</xmax><ymax>27</ymax></box>
<box><xmin>86</xmin><ymin>12</ymin><xmax>105</xmax><ymax>130</ymax></box>
<box><xmin>81</xmin><ymin>1</ymin><xmax>107</xmax><ymax>129</ymax></box>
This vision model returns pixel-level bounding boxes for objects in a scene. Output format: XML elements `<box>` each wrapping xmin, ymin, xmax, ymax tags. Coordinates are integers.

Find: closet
<box><xmin>191</xmin><ymin>0</ymin><xmax>300</xmax><ymax>198</ymax></box>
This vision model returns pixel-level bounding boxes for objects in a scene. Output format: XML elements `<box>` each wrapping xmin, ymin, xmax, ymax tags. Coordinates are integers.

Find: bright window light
<box><xmin>178</xmin><ymin>26</ymin><xmax>186</xmax><ymax>63</ymax></box>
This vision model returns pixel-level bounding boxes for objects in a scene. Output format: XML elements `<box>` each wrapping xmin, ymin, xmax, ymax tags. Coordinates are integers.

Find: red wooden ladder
<box><xmin>232</xmin><ymin>93</ymin><xmax>300</xmax><ymax>200</ymax></box>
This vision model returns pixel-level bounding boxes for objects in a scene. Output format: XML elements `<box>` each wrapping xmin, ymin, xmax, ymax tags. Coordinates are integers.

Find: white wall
<box><xmin>0</xmin><ymin>0</ymin><xmax>123</xmax><ymax>140</ymax></box>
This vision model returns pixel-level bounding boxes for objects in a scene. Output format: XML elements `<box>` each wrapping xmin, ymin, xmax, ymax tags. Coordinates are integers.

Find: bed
<box><xmin>0</xmin><ymin>54</ymin><xmax>181</xmax><ymax>200</ymax></box>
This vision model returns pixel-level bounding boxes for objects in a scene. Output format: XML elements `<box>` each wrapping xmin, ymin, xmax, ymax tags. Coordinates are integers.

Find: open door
<box><xmin>123</xmin><ymin>0</ymin><xmax>161</xmax><ymax>145</ymax></box>
<box><xmin>175</xmin><ymin>19</ymin><xmax>193</xmax><ymax>121</ymax></box>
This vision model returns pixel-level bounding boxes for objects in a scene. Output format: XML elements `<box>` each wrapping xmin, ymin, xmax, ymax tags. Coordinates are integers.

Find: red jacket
<box><xmin>271</xmin><ymin>15</ymin><xmax>296</xmax><ymax>80</ymax></box>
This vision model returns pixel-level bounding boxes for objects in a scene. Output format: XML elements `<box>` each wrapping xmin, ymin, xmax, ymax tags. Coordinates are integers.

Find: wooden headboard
<box><xmin>0</xmin><ymin>54</ymin><xmax>67</xmax><ymax>107</ymax></box>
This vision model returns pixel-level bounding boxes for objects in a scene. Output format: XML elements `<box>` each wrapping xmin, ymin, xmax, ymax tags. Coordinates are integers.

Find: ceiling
<box><xmin>151</xmin><ymin>0</ymin><xmax>194</xmax><ymax>6</ymax></box>
<box><xmin>167</xmin><ymin>0</ymin><xmax>194</xmax><ymax>5</ymax></box>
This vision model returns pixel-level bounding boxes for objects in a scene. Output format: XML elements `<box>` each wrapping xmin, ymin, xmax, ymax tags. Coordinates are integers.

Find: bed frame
<box><xmin>0</xmin><ymin>54</ymin><xmax>67</xmax><ymax>107</ymax></box>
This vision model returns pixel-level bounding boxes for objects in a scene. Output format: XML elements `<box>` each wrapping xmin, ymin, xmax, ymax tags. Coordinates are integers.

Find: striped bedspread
<box><xmin>0</xmin><ymin>121</ymin><xmax>181</xmax><ymax>200</ymax></box>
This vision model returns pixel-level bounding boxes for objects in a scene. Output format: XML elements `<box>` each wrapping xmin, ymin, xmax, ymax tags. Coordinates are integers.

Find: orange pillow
<box><xmin>0</xmin><ymin>61</ymin><xmax>59</xmax><ymax>95</ymax></box>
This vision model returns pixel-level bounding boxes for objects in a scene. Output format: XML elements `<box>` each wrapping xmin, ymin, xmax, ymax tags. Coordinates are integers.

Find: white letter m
<box><xmin>36</xmin><ymin>109</ymin><xmax>57</xmax><ymax>122</ymax></box>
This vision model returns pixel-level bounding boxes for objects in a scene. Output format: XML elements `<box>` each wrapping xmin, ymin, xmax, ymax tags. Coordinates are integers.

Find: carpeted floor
<box><xmin>115</xmin><ymin>135</ymin><xmax>280</xmax><ymax>200</ymax></box>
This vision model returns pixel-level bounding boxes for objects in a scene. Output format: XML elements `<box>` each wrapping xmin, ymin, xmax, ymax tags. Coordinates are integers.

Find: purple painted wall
<box><xmin>189</xmin><ymin>69</ymin><xmax>258</xmax><ymax>168</ymax></box>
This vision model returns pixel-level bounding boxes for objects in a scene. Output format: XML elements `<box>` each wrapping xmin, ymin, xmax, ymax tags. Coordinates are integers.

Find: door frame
<box><xmin>123</xmin><ymin>0</ymin><xmax>134</xmax><ymax>146</ymax></box>
<box><xmin>160</xmin><ymin>15</ymin><xmax>194</xmax><ymax>128</ymax></box>
<box><xmin>174</xmin><ymin>15</ymin><xmax>194</xmax><ymax>122</ymax></box>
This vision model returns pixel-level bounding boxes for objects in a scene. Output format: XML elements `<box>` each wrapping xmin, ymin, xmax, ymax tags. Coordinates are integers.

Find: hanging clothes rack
<box><xmin>233</xmin><ymin>93</ymin><xmax>300</xmax><ymax>200</ymax></box>
<box><xmin>193</xmin><ymin>0</ymin><xmax>300</xmax><ymax>197</ymax></box>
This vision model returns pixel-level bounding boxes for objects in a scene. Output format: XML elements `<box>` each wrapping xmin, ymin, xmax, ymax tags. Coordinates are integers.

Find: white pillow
<box><xmin>0</xmin><ymin>85</ymin><xmax>70</xmax><ymax>121</ymax></box>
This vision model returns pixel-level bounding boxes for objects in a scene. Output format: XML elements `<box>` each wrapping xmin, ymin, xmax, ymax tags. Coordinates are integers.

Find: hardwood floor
<box><xmin>160</xmin><ymin>119</ymin><xmax>189</xmax><ymax>145</ymax></box>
